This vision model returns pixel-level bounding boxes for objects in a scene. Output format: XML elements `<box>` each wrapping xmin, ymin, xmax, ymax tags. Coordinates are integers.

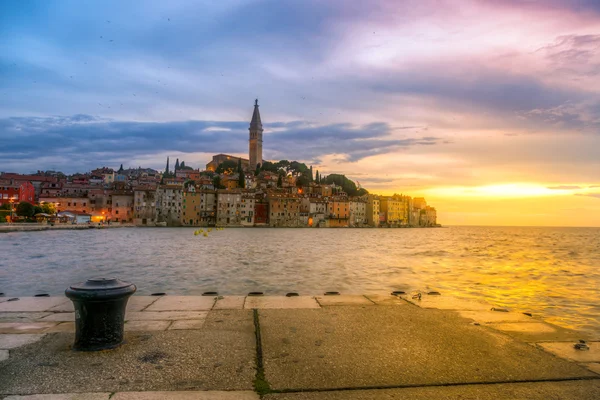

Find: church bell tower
<box><xmin>249</xmin><ymin>99</ymin><xmax>263</xmax><ymax>171</ymax></box>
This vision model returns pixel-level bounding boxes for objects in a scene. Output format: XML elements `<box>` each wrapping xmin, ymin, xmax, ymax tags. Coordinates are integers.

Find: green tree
<box><xmin>215</xmin><ymin>160</ymin><xmax>238</xmax><ymax>175</ymax></box>
<box><xmin>255</xmin><ymin>163</ymin><xmax>261</xmax><ymax>176</ymax></box>
<box><xmin>0</xmin><ymin>203</ymin><xmax>11</xmax><ymax>211</ymax></box>
<box><xmin>260</xmin><ymin>161</ymin><xmax>279</xmax><ymax>173</ymax></box>
<box><xmin>321</xmin><ymin>174</ymin><xmax>365</xmax><ymax>196</ymax></box>
<box><xmin>16</xmin><ymin>201</ymin><xmax>35</xmax><ymax>217</ymax></box>
<box><xmin>277</xmin><ymin>174</ymin><xmax>283</xmax><ymax>188</ymax></box>
<box><xmin>315</xmin><ymin>170</ymin><xmax>320</xmax><ymax>184</ymax></box>
<box><xmin>175</xmin><ymin>158</ymin><xmax>180</xmax><ymax>171</ymax></box>
<box><xmin>296</xmin><ymin>175</ymin><xmax>309</xmax><ymax>187</ymax></box>
<box><xmin>33</xmin><ymin>205</ymin><xmax>43</xmax><ymax>215</ymax></box>
<box><xmin>237</xmin><ymin>159</ymin><xmax>245</xmax><ymax>188</ymax></box>
<box><xmin>309</xmin><ymin>165</ymin><xmax>313</xmax><ymax>182</ymax></box>
<box><xmin>41</xmin><ymin>203</ymin><xmax>56</xmax><ymax>215</ymax></box>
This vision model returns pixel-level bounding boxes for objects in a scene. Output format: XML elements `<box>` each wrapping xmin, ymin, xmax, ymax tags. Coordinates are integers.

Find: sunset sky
<box><xmin>1</xmin><ymin>0</ymin><xmax>599</xmax><ymax>226</ymax></box>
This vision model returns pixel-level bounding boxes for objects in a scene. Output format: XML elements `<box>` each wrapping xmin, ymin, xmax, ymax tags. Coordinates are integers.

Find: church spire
<box><xmin>250</xmin><ymin>99</ymin><xmax>263</xmax><ymax>131</ymax></box>
<box><xmin>249</xmin><ymin>99</ymin><xmax>264</xmax><ymax>171</ymax></box>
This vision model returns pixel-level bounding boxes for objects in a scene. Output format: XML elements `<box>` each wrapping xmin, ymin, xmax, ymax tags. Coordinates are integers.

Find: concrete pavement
<box><xmin>1</xmin><ymin>293</ymin><xmax>599</xmax><ymax>399</ymax></box>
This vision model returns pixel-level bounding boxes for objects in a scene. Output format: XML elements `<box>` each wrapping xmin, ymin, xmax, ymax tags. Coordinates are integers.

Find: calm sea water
<box><xmin>1</xmin><ymin>226</ymin><xmax>599</xmax><ymax>333</ymax></box>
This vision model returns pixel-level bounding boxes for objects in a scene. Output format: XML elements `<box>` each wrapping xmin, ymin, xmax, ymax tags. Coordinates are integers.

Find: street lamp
<box><xmin>8</xmin><ymin>197</ymin><xmax>14</xmax><ymax>224</ymax></box>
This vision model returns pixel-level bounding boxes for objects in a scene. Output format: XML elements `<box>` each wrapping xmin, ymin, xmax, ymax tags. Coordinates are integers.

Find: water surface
<box><xmin>1</xmin><ymin>226</ymin><xmax>599</xmax><ymax>333</ymax></box>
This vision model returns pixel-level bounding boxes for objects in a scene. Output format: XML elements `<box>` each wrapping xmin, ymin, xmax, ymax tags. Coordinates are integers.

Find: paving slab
<box><xmin>112</xmin><ymin>390</ymin><xmax>259</xmax><ymax>399</ymax></box>
<box><xmin>0</xmin><ymin>334</ymin><xmax>46</xmax><ymax>349</ymax></box>
<box><xmin>145</xmin><ymin>296</ymin><xmax>216</xmax><ymax>311</ymax></box>
<box><xmin>0</xmin><ymin>312</ymin><xmax>51</xmax><ymax>322</ymax></box>
<box><xmin>168</xmin><ymin>320</ymin><xmax>206</xmax><ymax>330</ymax></box>
<box><xmin>124</xmin><ymin>320</ymin><xmax>171</xmax><ymax>331</ymax></box>
<box><xmin>457</xmin><ymin>310</ymin><xmax>534</xmax><ymax>324</ymax></box>
<box><xmin>3</xmin><ymin>394</ymin><xmax>109</xmax><ymax>400</ymax></box>
<box><xmin>401</xmin><ymin>294</ymin><xmax>493</xmax><ymax>310</ymax></box>
<box><xmin>0</xmin><ymin>322</ymin><xmax>57</xmax><ymax>334</ymax></box>
<box><xmin>44</xmin><ymin>323</ymin><xmax>75</xmax><ymax>333</ymax></box>
<box><xmin>0</xmin><ymin>310</ymin><xmax>256</xmax><ymax>395</ymax></box>
<box><xmin>47</xmin><ymin>296</ymin><xmax>159</xmax><ymax>312</ymax></box>
<box><xmin>245</xmin><ymin>296</ymin><xmax>320</xmax><ymax>309</ymax></box>
<box><xmin>126</xmin><ymin>311</ymin><xmax>209</xmax><ymax>321</ymax></box>
<box><xmin>0</xmin><ymin>349</ymin><xmax>7</xmax><ymax>361</ymax></box>
<box><xmin>585</xmin><ymin>363</ymin><xmax>600</xmax><ymax>374</ymax></box>
<box><xmin>314</xmin><ymin>295</ymin><xmax>374</xmax><ymax>307</ymax></box>
<box><xmin>258</xmin><ymin>307</ymin><xmax>595</xmax><ymax>391</ymax></box>
<box><xmin>364</xmin><ymin>294</ymin><xmax>409</xmax><ymax>306</ymax></box>
<box><xmin>538</xmin><ymin>341</ymin><xmax>600</xmax><ymax>363</ymax></box>
<box><xmin>213</xmin><ymin>296</ymin><xmax>246</xmax><ymax>310</ymax></box>
<box><xmin>263</xmin><ymin>380</ymin><xmax>600</xmax><ymax>400</ymax></box>
<box><xmin>0</xmin><ymin>298</ymin><xmax>70</xmax><ymax>313</ymax></box>
<box><xmin>38</xmin><ymin>313</ymin><xmax>74</xmax><ymax>322</ymax></box>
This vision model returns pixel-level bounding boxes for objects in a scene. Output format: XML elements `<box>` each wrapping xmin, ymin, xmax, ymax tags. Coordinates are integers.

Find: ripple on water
<box><xmin>1</xmin><ymin>226</ymin><xmax>599</xmax><ymax>333</ymax></box>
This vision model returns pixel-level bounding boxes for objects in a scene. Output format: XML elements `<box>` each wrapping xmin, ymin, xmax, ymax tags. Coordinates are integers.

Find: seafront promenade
<box><xmin>1</xmin><ymin>293</ymin><xmax>599</xmax><ymax>399</ymax></box>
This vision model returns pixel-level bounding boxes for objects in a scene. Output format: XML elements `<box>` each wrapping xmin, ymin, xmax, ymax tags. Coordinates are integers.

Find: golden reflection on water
<box><xmin>1</xmin><ymin>226</ymin><xmax>599</xmax><ymax>333</ymax></box>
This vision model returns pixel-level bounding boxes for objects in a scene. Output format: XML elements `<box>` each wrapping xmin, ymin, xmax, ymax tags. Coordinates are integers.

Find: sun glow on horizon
<box><xmin>423</xmin><ymin>183</ymin><xmax>576</xmax><ymax>199</ymax></box>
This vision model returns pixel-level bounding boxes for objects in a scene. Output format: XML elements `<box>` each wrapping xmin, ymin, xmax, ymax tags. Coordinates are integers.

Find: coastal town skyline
<box><xmin>1</xmin><ymin>1</ymin><xmax>599</xmax><ymax>227</ymax></box>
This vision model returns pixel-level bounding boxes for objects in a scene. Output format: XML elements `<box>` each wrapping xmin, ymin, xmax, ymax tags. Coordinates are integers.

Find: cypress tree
<box><xmin>175</xmin><ymin>158</ymin><xmax>180</xmax><ymax>171</ymax></box>
<box><xmin>310</xmin><ymin>166</ymin><xmax>313</xmax><ymax>182</ymax></box>
<box><xmin>237</xmin><ymin>159</ymin><xmax>245</xmax><ymax>188</ymax></box>
<box><xmin>277</xmin><ymin>174</ymin><xmax>283</xmax><ymax>188</ymax></box>
<box><xmin>165</xmin><ymin>157</ymin><xmax>170</xmax><ymax>175</ymax></box>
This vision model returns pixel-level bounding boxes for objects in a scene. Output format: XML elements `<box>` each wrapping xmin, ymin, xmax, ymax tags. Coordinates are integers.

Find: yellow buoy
<box><xmin>208</xmin><ymin>228</ymin><xmax>212</xmax><ymax>232</ymax></box>
<box><xmin>203</xmin><ymin>232</ymin><xmax>208</xmax><ymax>237</ymax></box>
<box><xmin>194</xmin><ymin>231</ymin><xmax>199</xmax><ymax>236</ymax></box>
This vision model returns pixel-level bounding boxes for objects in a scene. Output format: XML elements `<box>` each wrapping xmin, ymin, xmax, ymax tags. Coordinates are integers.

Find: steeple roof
<box><xmin>250</xmin><ymin>99</ymin><xmax>263</xmax><ymax>131</ymax></box>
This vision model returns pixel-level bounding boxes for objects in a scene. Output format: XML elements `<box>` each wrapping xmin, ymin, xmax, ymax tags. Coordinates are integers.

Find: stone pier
<box><xmin>1</xmin><ymin>293</ymin><xmax>599</xmax><ymax>399</ymax></box>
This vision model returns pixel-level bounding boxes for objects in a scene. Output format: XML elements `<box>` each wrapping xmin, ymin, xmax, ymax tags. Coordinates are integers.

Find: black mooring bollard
<box><xmin>65</xmin><ymin>277</ymin><xmax>136</xmax><ymax>351</ymax></box>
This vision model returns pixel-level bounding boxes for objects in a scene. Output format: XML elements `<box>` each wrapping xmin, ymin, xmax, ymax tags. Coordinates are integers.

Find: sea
<box><xmin>1</xmin><ymin>226</ymin><xmax>599</xmax><ymax>333</ymax></box>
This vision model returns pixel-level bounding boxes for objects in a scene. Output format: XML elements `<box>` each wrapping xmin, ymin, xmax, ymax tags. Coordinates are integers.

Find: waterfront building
<box><xmin>380</xmin><ymin>195</ymin><xmax>410</xmax><ymax>227</ymax></box>
<box><xmin>349</xmin><ymin>197</ymin><xmax>367</xmax><ymax>227</ymax></box>
<box><xmin>309</xmin><ymin>198</ymin><xmax>327</xmax><ymax>227</ymax></box>
<box><xmin>182</xmin><ymin>191</ymin><xmax>202</xmax><ymax>225</ymax></box>
<box><xmin>327</xmin><ymin>196</ymin><xmax>350</xmax><ymax>227</ymax></box>
<box><xmin>111</xmin><ymin>192</ymin><xmax>134</xmax><ymax>223</ymax></box>
<box><xmin>268</xmin><ymin>193</ymin><xmax>300</xmax><ymax>227</ymax></box>
<box><xmin>197</xmin><ymin>190</ymin><xmax>217</xmax><ymax>226</ymax></box>
<box><xmin>133</xmin><ymin>186</ymin><xmax>157</xmax><ymax>225</ymax></box>
<box><xmin>254</xmin><ymin>194</ymin><xmax>269</xmax><ymax>226</ymax></box>
<box><xmin>0</xmin><ymin>181</ymin><xmax>35</xmax><ymax>205</ymax></box>
<box><xmin>366</xmin><ymin>194</ymin><xmax>380</xmax><ymax>227</ymax></box>
<box><xmin>248</xmin><ymin>99</ymin><xmax>263</xmax><ymax>171</ymax></box>
<box><xmin>216</xmin><ymin>189</ymin><xmax>243</xmax><ymax>226</ymax></box>
<box><xmin>240</xmin><ymin>192</ymin><xmax>256</xmax><ymax>226</ymax></box>
<box><xmin>39</xmin><ymin>196</ymin><xmax>89</xmax><ymax>214</ymax></box>
<box><xmin>156</xmin><ymin>184</ymin><xmax>183</xmax><ymax>226</ymax></box>
<box><xmin>420</xmin><ymin>206</ymin><xmax>437</xmax><ymax>227</ymax></box>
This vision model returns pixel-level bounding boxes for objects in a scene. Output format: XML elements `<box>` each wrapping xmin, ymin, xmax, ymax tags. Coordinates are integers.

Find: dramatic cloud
<box><xmin>547</xmin><ymin>185</ymin><xmax>583</xmax><ymax>190</ymax></box>
<box><xmin>1</xmin><ymin>0</ymin><xmax>600</xmax><ymax>225</ymax></box>
<box><xmin>0</xmin><ymin>115</ymin><xmax>438</xmax><ymax>173</ymax></box>
<box><xmin>575</xmin><ymin>193</ymin><xmax>600</xmax><ymax>199</ymax></box>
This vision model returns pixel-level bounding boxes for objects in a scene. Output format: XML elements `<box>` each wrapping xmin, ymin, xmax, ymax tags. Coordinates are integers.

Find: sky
<box><xmin>1</xmin><ymin>0</ymin><xmax>599</xmax><ymax>227</ymax></box>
